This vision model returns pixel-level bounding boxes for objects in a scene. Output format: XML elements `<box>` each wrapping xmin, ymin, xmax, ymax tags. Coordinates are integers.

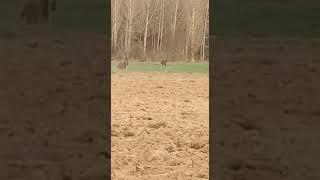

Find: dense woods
<box><xmin>112</xmin><ymin>0</ymin><xmax>209</xmax><ymax>62</ymax></box>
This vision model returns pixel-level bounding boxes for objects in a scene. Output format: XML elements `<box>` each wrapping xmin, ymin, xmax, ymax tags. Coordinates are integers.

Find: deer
<box><xmin>117</xmin><ymin>57</ymin><xmax>128</xmax><ymax>73</ymax></box>
<box><xmin>160</xmin><ymin>58</ymin><xmax>167</xmax><ymax>66</ymax></box>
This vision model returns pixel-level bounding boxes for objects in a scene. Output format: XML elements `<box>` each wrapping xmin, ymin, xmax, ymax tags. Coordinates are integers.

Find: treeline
<box><xmin>112</xmin><ymin>0</ymin><xmax>209</xmax><ymax>62</ymax></box>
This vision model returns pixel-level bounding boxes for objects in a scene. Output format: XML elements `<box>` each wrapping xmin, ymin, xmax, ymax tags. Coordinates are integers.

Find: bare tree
<box><xmin>111</xmin><ymin>0</ymin><xmax>209</xmax><ymax>62</ymax></box>
<box><xmin>201</xmin><ymin>1</ymin><xmax>209</xmax><ymax>61</ymax></box>
<box><xmin>156</xmin><ymin>0</ymin><xmax>165</xmax><ymax>52</ymax></box>
<box><xmin>171</xmin><ymin>0</ymin><xmax>180</xmax><ymax>43</ymax></box>
<box><xmin>124</xmin><ymin>0</ymin><xmax>143</xmax><ymax>57</ymax></box>
<box><xmin>124</xmin><ymin>0</ymin><xmax>131</xmax><ymax>54</ymax></box>
<box><xmin>183</xmin><ymin>0</ymin><xmax>194</xmax><ymax>61</ymax></box>
<box><xmin>112</xmin><ymin>0</ymin><xmax>122</xmax><ymax>52</ymax></box>
<box><xmin>143</xmin><ymin>0</ymin><xmax>160</xmax><ymax>57</ymax></box>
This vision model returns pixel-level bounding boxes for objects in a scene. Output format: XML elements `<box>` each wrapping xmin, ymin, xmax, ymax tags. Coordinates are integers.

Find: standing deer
<box><xmin>117</xmin><ymin>57</ymin><xmax>128</xmax><ymax>73</ymax></box>
<box><xmin>160</xmin><ymin>58</ymin><xmax>167</xmax><ymax>66</ymax></box>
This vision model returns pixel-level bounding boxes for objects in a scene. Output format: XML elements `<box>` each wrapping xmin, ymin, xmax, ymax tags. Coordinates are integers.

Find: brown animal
<box><xmin>117</xmin><ymin>59</ymin><xmax>128</xmax><ymax>70</ymax></box>
<box><xmin>117</xmin><ymin>61</ymin><xmax>126</xmax><ymax>70</ymax></box>
<box><xmin>20</xmin><ymin>0</ymin><xmax>56</xmax><ymax>25</ymax></box>
<box><xmin>160</xmin><ymin>58</ymin><xmax>167</xmax><ymax>66</ymax></box>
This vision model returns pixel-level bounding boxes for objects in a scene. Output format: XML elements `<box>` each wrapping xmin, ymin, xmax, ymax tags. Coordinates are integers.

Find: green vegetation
<box><xmin>212</xmin><ymin>0</ymin><xmax>320</xmax><ymax>37</ymax></box>
<box><xmin>112</xmin><ymin>62</ymin><xmax>209</xmax><ymax>74</ymax></box>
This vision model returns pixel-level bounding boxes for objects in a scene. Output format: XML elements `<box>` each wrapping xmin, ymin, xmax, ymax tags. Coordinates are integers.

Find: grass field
<box><xmin>212</xmin><ymin>0</ymin><xmax>320</xmax><ymax>37</ymax></box>
<box><xmin>111</xmin><ymin>62</ymin><xmax>209</xmax><ymax>74</ymax></box>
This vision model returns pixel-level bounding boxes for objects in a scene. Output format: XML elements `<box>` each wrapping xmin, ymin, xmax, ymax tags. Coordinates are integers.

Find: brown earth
<box><xmin>111</xmin><ymin>73</ymin><xmax>209</xmax><ymax>179</ymax></box>
<box><xmin>0</xmin><ymin>30</ymin><xmax>109</xmax><ymax>179</ymax></box>
<box><xmin>5</xmin><ymin>29</ymin><xmax>320</xmax><ymax>180</ymax></box>
<box><xmin>212</xmin><ymin>37</ymin><xmax>320</xmax><ymax>180</ymax></box>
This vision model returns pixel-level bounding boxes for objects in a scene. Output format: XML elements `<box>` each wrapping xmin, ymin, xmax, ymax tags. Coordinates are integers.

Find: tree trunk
<box><xmin>172</xmin><ymin>0</ymin><xmax>179</xmax><ymax>42</ymax></box>
<box><xmin>157</xmin><ymin>16</ymin><xmax>161</xmax><ymax>52</ymax></box>
<box><xmin>125</xmin><ymin>19</ymin><xmax>129</xmax><ymax>53</ymax></box>
<box><xmin>127</xmin><ymin>0</ymin><xmax>133</xmax><ymax>53</ymax></box>
<box><xmin>185</xmin><ymin>29</ymin><xmax>189</xmax><ymax>60</ymax></box>
<box><xmin>143</xmin><ymin>0</ymin><xmax>150</xmax><ymax>57</ymax></box>
<box><xmin>112</xmin><ymin>0</ymin><xmax>119</xmax><ymax>51</ymax></box>
<box><xmin>190</xmin><ymin>2</ymin><xmax>195</xmax><ymax>62</ymax></box>
<box><xmin>159</xmin><ymin>0</ymin><xmax>164</xmax><ymax>51</ymax></box>
<box><xmin>201</xmin><ymin>2</ymin><xmax>208</xmax><ymax>61</ymax></box>
<box><xmin>153</xmin><ymin>30</ymin><xmax>156</xmax><ymax>50</ymax></box>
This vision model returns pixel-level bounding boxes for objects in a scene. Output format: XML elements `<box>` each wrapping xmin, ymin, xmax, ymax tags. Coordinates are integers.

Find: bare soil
<box><xmin>111</xmin><ymin>73</ymin><xmax>209</xmax><ymax>179</ymax></box>
<box><xmin>0</xmin><ymin>30</ymin><xmax>108</xmax><ymax>179</ymax></box>
<box><xmin>212</xmin><ymin>37</ymin><xmax>320</xmax><ymax>180</ymax></box>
